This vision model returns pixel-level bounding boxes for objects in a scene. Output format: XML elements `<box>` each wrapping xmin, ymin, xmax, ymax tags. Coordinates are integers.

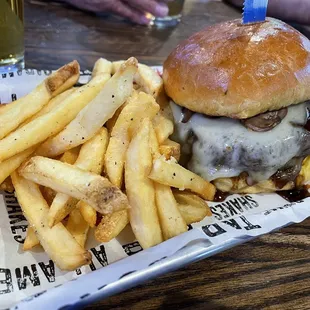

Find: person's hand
<box><xmin>63</xmin><ymin>0</ymin><xmax>171</xmax><ymax>25</ymax></box>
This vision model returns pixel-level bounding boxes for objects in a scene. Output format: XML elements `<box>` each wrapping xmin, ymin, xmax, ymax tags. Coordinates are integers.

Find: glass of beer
<box><xmin>152</xmin><ymin>0</ymin><xmax>185</xmax><ymax>27</ymax></box>
<box><xmin>0</xmin><ymin>0</ymin><xmax>24</xmax><ymax>73</ymax></box>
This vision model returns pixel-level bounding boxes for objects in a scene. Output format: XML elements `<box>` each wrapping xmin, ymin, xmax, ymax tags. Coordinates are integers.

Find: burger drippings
<box><xmin>214</xmin><ymin>190</ymin><xmax>230</xmax><ymax>202</ymax></box>
<box><xmin>241</xmin><ymin>108</ymin><xmax>288</xmax><ymax>132</ymax></box>
<box><xmin>181</xmin><ymin>107</ymin><xmax>194</xmax><ymax>123</ymax></box>
<box><xmin>277</xmin><ymin>187</ymin><xmax>310</xmax><ymax>202</ymax></box>
<box><xmin>271</xmin><ymin>157</ymin><xmax>304</xmax><ymax>189</ymax></box>
<box><xmin>303</xmin><ymin>106</ymin><xmax>310</xmax><ymax>131</ymax></box>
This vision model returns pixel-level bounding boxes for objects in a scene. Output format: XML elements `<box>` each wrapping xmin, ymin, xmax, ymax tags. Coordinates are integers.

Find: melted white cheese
<box><xmin>171</xmin><ymin>102</ymin><xmax>310</xmax><ymax>182</ymax></box>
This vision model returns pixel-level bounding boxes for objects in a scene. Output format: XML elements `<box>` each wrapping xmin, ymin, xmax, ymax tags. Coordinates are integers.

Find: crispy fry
<box><xmin>173</xmin><ymin>190</ymin><xmax>212</xmax><ymax>224</ymax></box>
<box><xmin>153</xmin><ymin>113</ymin><xmax>174</xmax><ymax>144</ymax></box>
<box><xmin>149</xmin><ymin>122</ymin><xmax>161</xmax><ymax>159</ymax></box>
<box><xmin>20</xmin><ymin>156</ymin><xmax>129</xmax><ymax>214</ymax></box>
<box><xmin>112</xmin><ymin>61</ymin><xmax>163</xmax><ymax>98</ymax></box>
<box><xmin>41</xmin><ymin>186</ymin><xmax>56</xmax><ymax>205</ymax></box>
<box><xmin>37</xmin><ymin>57</ymin><xmax>138</xmax><ymax>157</ymax></box>
<box><xmin>92</xmin><ymin>58</ymin><xmax>112</xmax><ymax>77</ymax></box>
<box><xmin>125</xmin><ymin>118</ymin><xmax>163</xmax><ymax>249</ymax></box>
<box><xmin>178</xmin><ymin>204</ymin><xmax>209</xmax><ymax>225</ymax></box>
<box><xmin>0</xmin><ymin>61</ymin><xmax>80</xmax><ymax>140</ymax></box>
<box><xmin>12</xmin><ymin>172</ymin><xmax>91</xmax><ymax>270</ymax></box>
<box><xmin>23</xmin><ymin>227</ymin><xmax>40</xmax><ymax>251</ymax></box>
<box><xmin>159</xmin><ymin>139</ymin><xmax>181</xmax><ymax>161</ymax></box>
<box><xmin>149</xmin><ymin>157</ymin><xmax>216</xmax><ymax>201</ymax></box>
<box><xmin>0</xmin><ymin>73</ymin><xmax>110</xmax><ymax>162</ymax></box>
<box><xmin>48</xmin><ymin>128</ymin><xmax>108</xmax><ymax>227</ymax></box>
<box><xmin>0</xmin><ymin>146</ymin><xmax>36</xmax><ymax>185</ymax></box>
<box><xmin>59</xmin><ymin>146</ymin><xmax>81</xmax><ymax>164</ymax></box>
<box><xmin>77</xmin><ymin>201</ymin><xmax>97</xmax><ymax>227</ymax></box>
<box><xmin>95</xmin><ymin>210</ymin><xmax>129</xmax><ymax>243</ymax></box>
<box><xmin>66</xmin><ymin>209</ymin><xmax>89</xmax><ymax>247</ymax></box>
<box><xmin>105</xmin><ymin>92</ymin><xmax>159</xmax><ymax>187</ymax></box>
<box><xmin>155</xmin><ymin>183</ymin><xmax>187</xmax><ymax>240</ymax></box>
<box><xmin>105</xmin><ymin>105</ymin><xmax>124</xmax><ymax>132</ymax></box>
<box><xmin>21</xmin><ymin>88</ymin><xmax>76</xmax><ymax>127</ymax></box>
<box><xmin>48</xmin><ymin>195</ymin><xmax>79</xmax><ymax>228</ymax></box>
<box><xmin>0</xmin><ymin>177</ymin><xmax>14</xmax><ymax>192</ymax></box>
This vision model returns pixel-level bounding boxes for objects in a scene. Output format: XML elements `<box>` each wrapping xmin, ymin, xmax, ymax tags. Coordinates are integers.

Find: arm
<box><xmin>62</xmin><ymin>0</ymin><xmax>169</xmax><ymax>25</ymax></box>
<box><xmin>226</xmin><ymin>0</ymin><xmax>310</xmax><ymax>25</ymax></box>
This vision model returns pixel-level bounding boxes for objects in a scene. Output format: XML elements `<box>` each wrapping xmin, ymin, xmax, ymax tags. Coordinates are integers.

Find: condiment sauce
<box><xmin>277</xmin><ymin>187</ymin><xmax>310</xmax><ymax>202</ymax></box>
<box><xmin>214</xmin><ymin>190</ymin><xmax>230</xmax><ymax>202</ymax></box>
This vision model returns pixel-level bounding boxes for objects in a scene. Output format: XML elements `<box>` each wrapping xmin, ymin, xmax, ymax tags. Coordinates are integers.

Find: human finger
<box><xmin>123</xmin><ymin>0</ymin><xmax>169</xmax><ymax>17</ymax></box>
<box><xmin>110</xmin><ymin>2</ymin><xmax>150</xmax><ymax>24</ymax></box>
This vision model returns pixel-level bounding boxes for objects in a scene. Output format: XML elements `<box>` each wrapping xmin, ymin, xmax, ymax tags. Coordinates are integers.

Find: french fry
<box><xmin>11</xmin><ymin>172</ymin><xmax>91</xmax><ymax>270</ymax></box>
<box><xmin>0</xmin><ymin>61</ymin><xmax>80</xmax><ymax>139</ymax></box>
<box><xmin>21</xmin><ymin>88</ymin><xmax>76</xmax><ymax>127</ymax></box>
<box><xmin>48</xmin><ymin>195</ymin><xmax>78</xmax><ymax>227</ymax></box>
<box><xmin>173</xmin><ymin>190</ymin><xmax>212</xmax><ymax>224</ymax></box>
<box><xmin>95</xmin><ymin>210</ymin><xmax>129</xmax><ymax>243</ymax></box>
<box><xmin>77</xmin><ymin>201</ymin><xmax>97</xmax><ymax>227</ymax></box>
<box><xmin>92</xmin><ymin>58</ymin><xmax>112</xmax><ymax>77</ymax></box>
<box><xmin>59</xmin><ymin>146</ymin><xmax>81</xmax><ymax>164</ymax></box>
<box><xmin>0</xmin><ymin>73</ymin><xmax>110</xmax><ymax>162</ymax></box>
<box><xmin>149</xmin><ymin>157</ymin><xmax>216</xmax><ymax>201</ymax></box>
<box><xmin>0</xmin><ymin>146</ymin><xmax>36</xmax><ymax>185</ymax></box>
<box><xmin>41</xmin><ymin>186</ymin><xmax>56</xmax><ymax>205</ymax></box>
<box><xmin>173</xmin><ymin>190</ymin><xmax>212</xmax><ymax>212</ymax></box>
<box><xmin>178</xmin><ymin>204</ymin><xmax>210</xmax><ymax>225</ymax></box>
<box><xmin>135</xmin><ymin>63</ymin><xmax>163</xmax><ymax>98</ymax></box>
<box><xmin>105</xmin><ymin>105</ymin><xmax>125</xmax><ymax>132</ymax></box>
<box><xmin>41</xmin><ymin>146</ymin><xmax>81</xmax><ymax>208</ymax></box>
<box><xmin>159</xmin><ymin>139</ymin><xmax>181</xmax><ymax>161</ymax></box>
<box><xmin>37</xmin><ymin>57</ymin><xmax>138</xmax><ymax>157</ymax></box>
<box><xmin>153</xmin><ymin>113</ymin><xmax>174</xmax><ymax>144</ymax></box>
<box><xmin>112</xmin><ymin>61</ymin><xmax>163</xmax><ymax>98</ymax></box>
<box><xmin>149</xmin><ymin>122</ymin><xmax>161</xmax><ymax>159</ymax></box>
<box><xmin>23</xmin><ymin>227</ymin><xmax>40</xmax><ymax>251</ymax></box>
<box><xmin>66</xmin><ymin>209</ymin><xmax>89</xmax><ymax>247</ymax></box>
<box><xmin>154</xmin><ymin>183</ymin><xmax>187</xmax><ymax>240</ymax></box>
<box><xmin>105</xmin><ymin>92</ymin><xmax>159</xmax><ymax>187</ymax></box>
<box><xmin>125</xmin><ymin>118</ymin><xmax>163</xmax><ymax>249</ymax></box>
<box><xmin>19</xmin><ymin>156</ymin><xmax>129</xmax><ymax>214</ymax></box>
<box><xmin>0</xmin><ymin>177</ymin><xmax>14</xmax><ymax>192</ymax></box>
<box><xmin>48</xmin><ymin>128</ymin><xmax>108</xmax><ymax>227</ymax></box>
<box><xmin>149</xmin><ymin>124</ymin><xmax>187</xmax><ymax>240</ymax></box>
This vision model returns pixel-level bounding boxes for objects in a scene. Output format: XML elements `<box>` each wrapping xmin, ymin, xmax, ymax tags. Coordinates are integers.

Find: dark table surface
<box><xmin>24</xmin><ymin>0</ymin><xmax>310</xmax><ymax>309</ymax></box>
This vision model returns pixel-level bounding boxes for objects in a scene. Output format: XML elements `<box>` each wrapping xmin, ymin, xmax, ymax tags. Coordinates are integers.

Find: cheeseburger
<box><xmin>163</xmin><ymin>18</ymin><xmax>310</xmax><ymax>195</ymax></box>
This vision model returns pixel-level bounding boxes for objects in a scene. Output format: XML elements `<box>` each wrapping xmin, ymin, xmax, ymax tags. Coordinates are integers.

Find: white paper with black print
<box><xmin>0</xmin><ymin>69</ymin><xmax>309</xmax><ymax>310</ymax></box>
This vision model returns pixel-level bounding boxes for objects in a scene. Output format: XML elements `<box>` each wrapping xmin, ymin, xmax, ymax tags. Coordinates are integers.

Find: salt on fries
<box><xmin>125</xmin><ymin>118</ymin><xmax>163</xmax><ymax>249</ymax></box>
<box><xmin>0</xmin><ymin>61</ymin><xmax>79</xmax><ymax>140</ymax></box>
<box><xmin>12</xmin><ymin>172</ymin><xmax>91</xmax><ymax>270</ymax></box>
<box><xmin>105</xmin><ymin>92</ymin><xmax>159</xmax><ymax>187</ymax></box>
<box><xmin>48</xmin><ymin>128</ymin><xmax>108</xmax><ymax>227</ymax></box>
<box><xmin>19</xmin><ymin>156</ymin><xmax>129</xmax><ymax>214</ymax></box>
<box><xmin>0</xmin><ymin>57</ymin><xmax>213</xmax><ymax>271</ymax></box>
<box><xmin>37</xmin><ymin>57</ymin><xmax>138</xmax><ymax>157</ymax></box>
<box><xmin>0</xmin><ymin>73</ymin><xmax>110</xmax><ymax>162</ymax></box>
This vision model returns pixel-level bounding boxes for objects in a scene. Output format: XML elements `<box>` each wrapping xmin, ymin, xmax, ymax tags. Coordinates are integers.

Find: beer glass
<box><xmin>153</xmin><ymin>0</ymin><xmax>185</xmax><ymax>27</ymax></box>
<box><xmin>0</xmin><ymin>0</ymin><xmax>24</xmax><ymax>72</ymax></box>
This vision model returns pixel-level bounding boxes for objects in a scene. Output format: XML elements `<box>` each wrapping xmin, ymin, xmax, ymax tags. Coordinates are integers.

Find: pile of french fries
<box><xmin>0</xmin><ymin>57</ymin><xmax>215</xmax><ymax>271</ymax></box>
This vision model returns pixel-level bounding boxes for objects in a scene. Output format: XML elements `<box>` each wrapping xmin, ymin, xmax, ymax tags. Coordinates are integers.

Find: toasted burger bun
<box><xmin>163</xmin><ymin>18</ymin><xmax>310</xmax><ymax>119</ymax></box>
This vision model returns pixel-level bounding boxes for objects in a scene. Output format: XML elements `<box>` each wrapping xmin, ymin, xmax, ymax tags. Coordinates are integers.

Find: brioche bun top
<box><xmin>163</xmin><ymin>18</ymin><xmax>310</xmax><ymax>119</ymax></box>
